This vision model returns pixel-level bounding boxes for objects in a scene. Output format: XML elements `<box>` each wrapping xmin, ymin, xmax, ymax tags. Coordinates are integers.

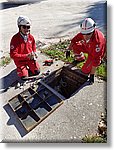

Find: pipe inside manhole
<box><xmin>42</xmin><ymin>65</ymin><xmax>88</xmax><ymax>99</ymax></box>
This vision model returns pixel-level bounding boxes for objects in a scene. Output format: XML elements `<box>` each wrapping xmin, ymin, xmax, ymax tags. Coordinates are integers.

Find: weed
<box><xmin>82</xmin><ymin>134</ymin><xmax>107</xmax><ymax>143</ymax></box>
<box><xmin>0</xmin><ymin>56</ymin><xmax>11</xmax><ymax>66</ymax></box>
<box><xmin>39</xmin><ymin>39</ymin><xmax>107</xmax><ymax>80</ymax></box>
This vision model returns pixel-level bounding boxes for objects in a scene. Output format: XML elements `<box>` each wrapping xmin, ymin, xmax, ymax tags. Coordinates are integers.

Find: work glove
<box><xmin>27</xmin><ymin>52</ymin><xmax>38</xmax><ymax>60</ymax></box>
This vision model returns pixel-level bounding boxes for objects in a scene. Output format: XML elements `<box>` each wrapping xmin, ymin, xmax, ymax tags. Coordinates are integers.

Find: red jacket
<box><xmin>10</xmin><ymin>32</ymin><xmax>36</xmax><ymax>65</ymax></box>
<box><xmin>70</xmin><ymin>29</ymin><xmax>106</xmax><ymax>67</ymax></box>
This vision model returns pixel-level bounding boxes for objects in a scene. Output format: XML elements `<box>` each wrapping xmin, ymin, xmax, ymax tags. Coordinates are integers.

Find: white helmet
<box><xmin>80</xmin><ymin>18</ymin><xmax>96</xmax><ymax>34</ymax></box>
<box><xmin>17</xmin><ymin>15</ymin><xmax>31</xmax><ymax>26</ymax></box>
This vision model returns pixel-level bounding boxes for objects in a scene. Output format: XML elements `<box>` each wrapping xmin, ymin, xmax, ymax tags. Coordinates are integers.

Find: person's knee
<box><xmin>34</xmin><ymin>69</ymin><xmax>40</xmax><ymax>75</ymax></box>
<box><xmin>21</xmin><ymin>76</ymin><xmax>28</xmax><ymax>81</ymax></box>
<box><xmin>17</xmin><ymin>66</ymin><xmax>28</xmax><ymax>77</ymax></box>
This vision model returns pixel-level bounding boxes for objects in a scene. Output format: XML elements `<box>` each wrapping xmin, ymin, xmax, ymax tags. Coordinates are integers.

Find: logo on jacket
<box><xmin>95</xmin><ymin>45</ymin><xmax>100</xmax><ymax>52</ymax></box>
<box><xmin>29</xmin><ymin>41</ymin><xmax>32</xmax><ymax>44</ymax></box>
<box><xmin>10</xmin><ymin>45</ymin><xmax>14</xmax><ymax>50</ymax></box>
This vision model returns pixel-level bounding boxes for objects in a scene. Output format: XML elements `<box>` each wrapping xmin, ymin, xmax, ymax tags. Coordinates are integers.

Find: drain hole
<box><xmin>48</xmin><ymin>76</ymin><xmax>77</xmax><ymax>98</ymax></box>
<box><xmin>43</xmin><ymin>66</ymin><xmax>88</xmax><ymax>99</ymax></box>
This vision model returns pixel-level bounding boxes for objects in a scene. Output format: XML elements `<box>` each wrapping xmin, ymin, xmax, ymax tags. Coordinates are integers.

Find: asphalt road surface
<box><xmin>0</xmin><ymin>0</ymin><xmax>107</xmax><ymax>143</ymax></box>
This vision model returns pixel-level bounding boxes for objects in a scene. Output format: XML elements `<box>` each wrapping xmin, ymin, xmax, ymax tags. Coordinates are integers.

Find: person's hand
<box><xmin>34</xmin><ymin>52</ymin><xmax>38</xmax><ymax>59</ymax></box>
<box><xmin>27</xmin><ymin>52</ymin><xmax>35</xmax><ymax>60</ymax></box>
<box><xmin>27</xmin><ymin>52</ymin><xmax>38</xmax><ymax>60</ymax></box>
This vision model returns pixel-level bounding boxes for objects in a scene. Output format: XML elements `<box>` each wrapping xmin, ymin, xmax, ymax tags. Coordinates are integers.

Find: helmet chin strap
<box><xmin>20</xmin><ymin>31</ymin><xmax>29</xmax><ymax>42</ymax></box>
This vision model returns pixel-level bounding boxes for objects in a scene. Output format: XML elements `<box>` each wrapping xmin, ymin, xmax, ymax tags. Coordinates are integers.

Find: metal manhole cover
<box><xmin>8</xmin><ymin>84</ymin><xmax>63</xmax><ymax>132</ymax></box>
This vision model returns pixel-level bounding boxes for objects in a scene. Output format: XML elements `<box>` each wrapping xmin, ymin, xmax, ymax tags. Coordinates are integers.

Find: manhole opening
<box><xmin>7</xmin><ymin>65</ymin><xmax>88</xmax><ymax>133</ymax></box>
<box><xmin>43</xmin><ymin>65</ymin><xmax>88</xmax><ymax>99</ymax></box>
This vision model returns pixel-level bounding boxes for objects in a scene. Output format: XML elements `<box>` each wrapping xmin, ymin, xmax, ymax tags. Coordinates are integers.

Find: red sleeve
<box><xmin>92</xmin><ymin>32</ymin><xmax>106</xmax><ymax>67</ymax></box>
<box><xmin>10</xmin><ymin>35</ymin><xmax>29</xmax><ymax>61</ymax></box>
<box><xmin>69</xmin><ymin>33</ymin><xmax>86</xmax><ymax>53</ymax></box>
<box><xmin>32</xmin><ymin>36</ymin><xmax>36</xmax><ymax>52</ymax></box>
<box><xmin>92</xmin><ymin>43</ymin><xmax>106</xmax><ymax>67</ymax></box>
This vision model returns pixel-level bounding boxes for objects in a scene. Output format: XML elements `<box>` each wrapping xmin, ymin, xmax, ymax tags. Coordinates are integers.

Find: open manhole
<box><xmin>7</xmin><ymin>65</ymin><xmax>88</xmax><ymax>133</ymax></box>
<box><xmin>42</xmin><ymin>65</ymin><xmax>88</xmax><ymax>99</ymax></box>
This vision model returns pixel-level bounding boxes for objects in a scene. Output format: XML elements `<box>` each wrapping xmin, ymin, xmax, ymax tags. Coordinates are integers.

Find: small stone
<box><xmin>16</xmin><ymin>82</ymin><xmax>21</xmax><ymax>88</ymax></box>
<box><xmin>89</xmin><ymin>103</ymin><xmax>92</xmax><ymax>106</ymax></box>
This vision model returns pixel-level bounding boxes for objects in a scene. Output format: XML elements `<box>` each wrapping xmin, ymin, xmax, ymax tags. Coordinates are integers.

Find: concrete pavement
<box><xmin>0</xmin><ymin>0</ymin><xmax>106</xmax><ymax>142</ymax></box>
<box><xmin>0</xmin><ymin>0</ymin><xmax>106</xmax><ymax>55</ymax></box>
<box><xmin>0</xmin><ymin>55</ymin><xmax>106</xmax><ymax>142</ymax></box>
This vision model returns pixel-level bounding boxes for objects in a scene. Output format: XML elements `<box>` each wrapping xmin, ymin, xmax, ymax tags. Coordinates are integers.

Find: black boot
<box><xmin>89</xmin><ymin>74</ymin><xmax>94</xmax><ymax>84</ymax></box>
<box><xmin>72</xmin><ymin>59</ymin><xmax>85</xmax><ymax>65</ymax></box>
<box><xmin>66</xmin><ymin>50</ymin><xmax>70</xmax><ymax>58</ymax></box>
<box><xmin>21</xmin><ymin>76</ymin><xmax>28</xmax><ymax>81</ymax></box>
<box><xmin>34</xmin><ymin>70</ymin><xmax>40</xmax><ymax>75</ymax></box>
<box><xmin>28</xmin><ymin>69</ymin><xmax>34</xmax><ymax>76</ymax></box>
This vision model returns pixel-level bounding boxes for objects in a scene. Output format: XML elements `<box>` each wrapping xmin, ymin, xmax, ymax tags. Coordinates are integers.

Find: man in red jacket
<box><xmin>10</xmin><ymin>15</ymin><xmax>40</xmax><ymax>80</ymax></box>
<box><xmin>69</xmin><ymin>18</ymin><xmax>106</xmax><ymax>84</ymax></box>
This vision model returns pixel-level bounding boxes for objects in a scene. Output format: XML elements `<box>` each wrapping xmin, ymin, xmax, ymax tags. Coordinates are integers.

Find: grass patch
<box><xmin>0</xmin><ymin>56</ymin><xmax>11</xmax><ymax>66</ymax></box>
<box><xmin>96</xmin><ymin>63</ymin><xmax>107</xmax><ymax>80</ymax></box>
<box><xmin>40</xmin><ymin>39</ymin><xmax>73</xmax><ymax>62</ymax></box>
<box><xmin>82</xmin><ymin>134</ymin><xmax>107</xmax><ymax>143</ymax></box>
<box><xmin>39</xmin><ymin>39</ymin><xmax>107</xmax><ymax>80</ymax></box>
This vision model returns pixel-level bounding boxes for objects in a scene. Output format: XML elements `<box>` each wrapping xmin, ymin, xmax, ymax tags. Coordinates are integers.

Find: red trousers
<box><xmin>16</xmin><ymin>60</ymin><xmax>40</xmax><ymax>77</ymax></box>
<box><xmin>81</xmin><ymin>57</ymin><xmax>93</xmax><ymax>74</ymax></box>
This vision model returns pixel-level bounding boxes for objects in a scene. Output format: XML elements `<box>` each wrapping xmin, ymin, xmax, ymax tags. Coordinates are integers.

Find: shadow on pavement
<box><xmin>86</xmin><ymin>1</ymin><xmax>107</xmax><ymax>35</ymax></box>
<box><xmin>53</xmin><ymin>1</ymin><xmax>107</xmax><ymax>37</ymax></box>
<box><xmin>0</xmin><ymin>2</ymin><xmax>26</xmax><ymax>10</ymax></box>
<box><xmin>0</xmin><ymin>69</ymin><xmax>19</xmax><ymax>93</ymax></box>
<box><xmin>70</xmin><ymin>80</ymin><xmax>92</xmax><ymax>98</ymax></box>
<box><xmin>0</xmin><ymin>0</ymin><xmax>47</xmax><ymax>10</ymax></box>
<box><xmin>3</xmin><ymin>103</ymin><xmax>28</xmax><ymax>138</ymax></box>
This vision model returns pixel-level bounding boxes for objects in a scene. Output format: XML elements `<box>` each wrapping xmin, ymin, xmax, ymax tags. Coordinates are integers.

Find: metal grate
<box><xmin>8</xmin><ymin>84</ymin><xmax>63</xmax><ymax>132</ymax></box>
